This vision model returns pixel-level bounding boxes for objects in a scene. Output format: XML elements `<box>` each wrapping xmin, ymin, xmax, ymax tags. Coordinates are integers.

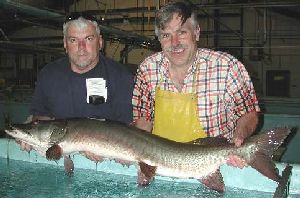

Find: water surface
<box><xmin>0</xmin><ymin>158</ymin><xmax>278</xmax><ymax>198</ymax></box>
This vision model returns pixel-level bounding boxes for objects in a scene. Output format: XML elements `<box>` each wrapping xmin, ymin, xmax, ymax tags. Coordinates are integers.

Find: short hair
<box><xmin>63</xmin><ymin>16</ymin><xmax>100</xmax><ymax>38</ymax></box>
<box><xmin>155</xmin><ymin>1</ymin><xmax>198</xmax><ymax>37</ymax></box>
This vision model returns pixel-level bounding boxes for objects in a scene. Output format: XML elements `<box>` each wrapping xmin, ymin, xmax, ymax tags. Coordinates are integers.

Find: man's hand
<box><xmin>16</xmin><ymin>140</ymin><xmax>33</xmax><ymax>152</ymax></box>
<box><xmin>227</xmin><ymin>112</ymin><xmax>258</xmax><ymax>169</ymax></box>
<box><xmin>233</xmin><ymin>111</ymin><xmax>258</xmax><ymax>147</ymax></box>
<box><xmin>32</xmin><ymin>115</ymin><xmax>54</xmax><ymax>122</ymax></box>
<box><xmin>133</xmin><ymin>118</ymin><xmax>153</xmax><ymax>132</ymax></box>
<box><xmin>80</xmin><ymin>151</ymin><xmax>103</xmax><ymax>162</ymax></box>
<box><xmin>226</xmin><ymin>155</ymin><xmax>248</xmax><ymax>169</ymax></box>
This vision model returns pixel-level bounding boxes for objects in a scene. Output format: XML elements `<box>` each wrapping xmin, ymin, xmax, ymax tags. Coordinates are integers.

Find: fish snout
<box><xmin>6</xmin><ymin>123</ymin><xmax>15</xmax><ymax>131</ymax></box>
<box><xmin>11</xmin><ymin>123</ymin><xmax>33</xmax><ymax>131</ymax></box>
<box><xmin>4</xmin><ymin>123</ymin><xmax>35</xmax><ymax>138</ymax></box>
<box><xmin>4</xmin><ymin>123</ymin><xmax>20</xmax><ymax>135</ymax></box>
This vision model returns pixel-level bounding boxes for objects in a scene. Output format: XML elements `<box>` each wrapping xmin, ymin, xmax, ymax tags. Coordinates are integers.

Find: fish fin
<box><xmin>64</xmin><ymin>155</ymin><xmax>74</xmax><ymax>176</ymax></box>
<box><xmin>138</xmin><ymin>162</ymin><xmax>156</xmax><ymax>186</ymax></box>
<box><xmin>200</xmin><ymin>169</ymin><xmax>224</xmax><ymax>193</ymax></box>
<box><xmin>46</xmin><ymin>144</ymin><xmax>63</xmax><ymax>160</ymax></box>
<box><xmin>190</xmin><ymin>137</ymin><xmax>230</xmax><ymax>146</ymax></box>
<box><xmin>249</xmin><ymin>152</ymin><xmax>280</xmax><ymax>181</ymax></box>
<box><xmin>248</xmin><ymin>127</ymin><xmax>292</xmax><ymax>182</ymax></box>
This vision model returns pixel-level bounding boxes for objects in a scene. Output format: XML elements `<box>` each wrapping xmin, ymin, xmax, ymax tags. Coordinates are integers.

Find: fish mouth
<box><xmin>5</xmin><ymin>121</ymin><xmax>39</xmax><ymax>137</ymax></box>
<box><xmin>10</xmin><ymin>123</ymin><xmax>34</xmax><ymax>131</ymax></box>
<box><xmin>5</xmin><ymin>126</ymin><xmax>33</xmax><ymax>141</ymax></box>
<box><xmin>4</xmin><ymin>127</ymin><xmax>51</xmax><ymax>157</ymax></box>
<box><xmin>5</xmin><ymin>127</ymin><xmax>19</xmax><ymax>136</ymax></box>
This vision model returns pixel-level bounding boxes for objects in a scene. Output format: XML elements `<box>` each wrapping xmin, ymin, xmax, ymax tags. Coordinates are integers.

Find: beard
<box><xmin>69</xmin><ymin>53</ymin><xmax>96</xmax><ymax>69</ymax></box>
<box><xmin>74</xmin><ymin>59</ymin><xmax>91</xmax><ymax>68</ymax></box>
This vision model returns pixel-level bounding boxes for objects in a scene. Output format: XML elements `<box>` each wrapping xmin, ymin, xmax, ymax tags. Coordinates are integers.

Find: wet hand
<box><xmin>133</xmin><ymin>118</ymin><xmax>152</xmax><ymax>132</ymax></box>
<box><xmin>114</xmin><ymin>159</ymin><xmax>132</xmax><ymax>167</ymax></box>
<box><xmin>232</xmin><ymin>126</ymin><xmax>249</xmax><ymax>147</ymax></box>
<box><xmin>80</xmin><ymin>151</ymin><xmax>103</xmax><ymax>162</ymax></box>
<box><xmin>16</xmin><ymin>139</ymin><xmax>32</xmax><ymax>152</ymax></box>
<box><xmin>233</xmin><ymin>112</ymin><xmax>258</xmax><ymax>147</ymax></box>
<box><xmin>232</xmin><ymin>136</ymin><xmax>244</xmax><ymax>147</ymax></box>
<box><xmin>226</xmin><ymin>155</ymin><xmax>248</xmax><ymax>169</ymax></box>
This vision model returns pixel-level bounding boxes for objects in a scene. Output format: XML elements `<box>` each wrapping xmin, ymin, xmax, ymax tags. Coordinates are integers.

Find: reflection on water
<box><xmin>0</xmin><ymin>158</ymin><xmax>275</xmax><ymax>198</ymax></box>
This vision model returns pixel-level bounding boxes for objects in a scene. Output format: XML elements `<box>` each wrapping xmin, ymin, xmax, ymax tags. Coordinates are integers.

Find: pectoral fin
<box><xmin>46</xmin><ymin>144</ymin><xmax>63</xmax><ymax>160</ymax></box>
<box><xmin>200</xmin><ymin>169</ymin><xmax>224</xmax><ymax>193</ymax></box>
<box><xmin>138</xmin><ymin>162</ymin><xmax>157</xmax><ymax>186</ymax></box>
<box><xmin>64</xmin><ymin>155</ymin><xmax>74</xmax><ymax>176</ymax></box>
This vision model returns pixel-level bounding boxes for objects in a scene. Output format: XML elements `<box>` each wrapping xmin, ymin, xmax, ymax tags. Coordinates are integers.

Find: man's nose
<box><xmin>171</xmin><ymin>35</ymin><xmax>179</xmax><ymax>46</ymax></box>
<box><xmin>78</xmin><ymin>40</ymin><xmax>86</xmax><ymax>49</ymax></box>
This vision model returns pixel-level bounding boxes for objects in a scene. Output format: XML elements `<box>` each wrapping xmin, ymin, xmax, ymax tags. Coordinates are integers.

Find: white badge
<box><xmin>86</xmin><ymin>78</ymin><xmax>107</xmax><ymax>104</ymax></box>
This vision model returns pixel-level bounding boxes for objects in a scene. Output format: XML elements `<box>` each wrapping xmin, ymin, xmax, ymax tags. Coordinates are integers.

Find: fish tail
<box><xmin>248</xmin><ymin>127</ymin><xmax>291</xmax><ymax>182</ymax></box>
<box><xmin>46</xmin><ymin>144</ymin><xmax>63</xmax><ymax>160</ymax></box>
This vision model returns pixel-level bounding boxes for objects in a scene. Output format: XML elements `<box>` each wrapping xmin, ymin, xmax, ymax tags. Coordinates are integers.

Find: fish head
<box><xmin>5</xmin><ymin>120</ymin><xmax>68</xmax><ymax>152</ymax></box>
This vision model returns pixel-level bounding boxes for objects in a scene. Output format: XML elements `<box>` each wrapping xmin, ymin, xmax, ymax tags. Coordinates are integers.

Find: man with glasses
<box><xmin>19</xmin><ymin>13</ymin><xmax>134</xmax><ymax>153</ymax></box>
<box><xmin>132</xmin><ymin>1</ymin><xmax>260</xmax><ymax>182</ymax></box>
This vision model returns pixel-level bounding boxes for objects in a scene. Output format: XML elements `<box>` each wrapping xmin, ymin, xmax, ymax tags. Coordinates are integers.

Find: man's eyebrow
<box><xmin>67</xmin><ymin>34</ymin><xmax>96</xmax><ymax>39</ymax></box>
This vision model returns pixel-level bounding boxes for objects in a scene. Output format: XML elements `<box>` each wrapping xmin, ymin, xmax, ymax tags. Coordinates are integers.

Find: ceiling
<box><xmin>1</xmin><ymin>0</ymin><xmax>300</xmax><ymax>54</ymax></box>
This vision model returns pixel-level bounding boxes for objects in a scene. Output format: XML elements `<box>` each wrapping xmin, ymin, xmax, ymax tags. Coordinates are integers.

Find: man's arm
<box><xmin>32</xmin><ymin>115</ymin><xmax>54</xmax><ymax>122</ymax></box>
<box><xmin>132</xmin><ymin>60</ymin><xmax>154</xmax><ymax>132</ymax></box>
<box><xmin>133</xmin><ymin>118</ymin><xmax>153</xmax><ymax>132</ymax></box>
<box><xmin>226</xmin><ymin>111</ymin><xmax>259</xmax><ymax>168</ymax></box>
<box><xmin>233</xmin><ymin>111</ymin><xmax>259</xmax><ymax>146</ymax></box>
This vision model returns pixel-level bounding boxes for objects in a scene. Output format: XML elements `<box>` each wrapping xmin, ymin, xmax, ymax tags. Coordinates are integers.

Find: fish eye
<box><xmin>53</xmin><ymin>128</ymin><xmax>61</xmax><ymax>133</ymax></box>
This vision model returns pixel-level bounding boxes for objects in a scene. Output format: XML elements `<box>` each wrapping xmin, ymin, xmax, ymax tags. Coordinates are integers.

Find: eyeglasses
<box><xmin>64</xmin><ymin>12</ymin><xmax>98</xmax><ymax>24</ymax></box>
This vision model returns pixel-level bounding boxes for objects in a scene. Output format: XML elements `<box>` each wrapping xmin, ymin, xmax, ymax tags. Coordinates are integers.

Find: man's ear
<box><xmin>99</xmin><ymin>35</ymin><xmax>103</xmax><ymax>50</ymax></box>
<box><xmin>195</xmin><ymin>25</ymin><xmax>200</xmax><ymax>41</ymax></box>
<box><xmin>63</xmin><ymin>38</ymin><xmax>68</xmax><ymax>53</ymax></box>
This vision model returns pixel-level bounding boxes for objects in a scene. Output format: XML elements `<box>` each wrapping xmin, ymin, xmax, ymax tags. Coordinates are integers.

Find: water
<box><xmin>0</xmin><ymin>158</ymin><xmax>277</xmax><ymax>198</ymax></box>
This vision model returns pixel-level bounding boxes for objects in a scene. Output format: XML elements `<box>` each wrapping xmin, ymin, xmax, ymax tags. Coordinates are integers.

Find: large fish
<box><xmin>5</xmin><ymin>118</ymin><xmax>291</xmax><ymax>193</ymax></box>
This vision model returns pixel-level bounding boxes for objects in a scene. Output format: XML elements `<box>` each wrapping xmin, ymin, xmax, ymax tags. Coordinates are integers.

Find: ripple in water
<box><xmin>0</xmin><ymin>158</ymin><xmax>275</xmax><ymax>198</ymax></box>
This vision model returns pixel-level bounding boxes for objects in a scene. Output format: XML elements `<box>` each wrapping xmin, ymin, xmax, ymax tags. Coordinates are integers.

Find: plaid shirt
<box><xmin>132</xmin><ymin>48</ymin><xmax>260</xmax><ymax>138</ymax></box>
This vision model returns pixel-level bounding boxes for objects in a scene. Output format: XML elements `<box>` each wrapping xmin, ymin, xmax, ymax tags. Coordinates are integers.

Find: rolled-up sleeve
<box><xmin>225</xmin><ymin>59</ymin><xmax>260</xmax><ymax>120</ymax></box>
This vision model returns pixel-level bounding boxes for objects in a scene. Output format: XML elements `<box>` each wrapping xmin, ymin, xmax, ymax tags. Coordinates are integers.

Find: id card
<box><xmin>86</xmin><ymin>78</ymin><xmax>107</xmax><ymax>104</ymax></box>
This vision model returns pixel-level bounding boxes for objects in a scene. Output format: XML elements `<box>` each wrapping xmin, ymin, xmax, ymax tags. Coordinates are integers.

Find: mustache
<box><xmin>77</xmin><ymin>50</ymin><xmax>88</xmax><ymax>56</ymax></box>
<box><xmin>165</xmin><ymin>44</ymin><xmax>187</xmax><ymax>52</ymax></box>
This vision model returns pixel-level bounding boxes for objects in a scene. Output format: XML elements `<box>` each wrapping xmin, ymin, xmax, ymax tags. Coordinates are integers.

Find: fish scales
<box><xmin>5</xmin><ymin>118</ymin><xmax>292</xmax><ymax>193</ymax></box>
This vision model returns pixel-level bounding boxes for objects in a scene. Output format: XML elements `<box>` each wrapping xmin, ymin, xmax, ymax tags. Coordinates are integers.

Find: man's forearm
<box><xmin>134</xmin><ymin>118</ymin><xmax>153</xmax><ymax>133</ymax></box>
<box><xmin>237</xmin><ymin>111</ymin><xmax>259</xmax><ymax>135</ymax></box>
<box><xmin>32</xmin><ymin>115</ymin><xmax>54</xmax><ymax>122</ymax></box>
<box><xmin>233</xmin><ymin>111</ymin><xmax>259</xmax><ymax>146</ymax></box>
